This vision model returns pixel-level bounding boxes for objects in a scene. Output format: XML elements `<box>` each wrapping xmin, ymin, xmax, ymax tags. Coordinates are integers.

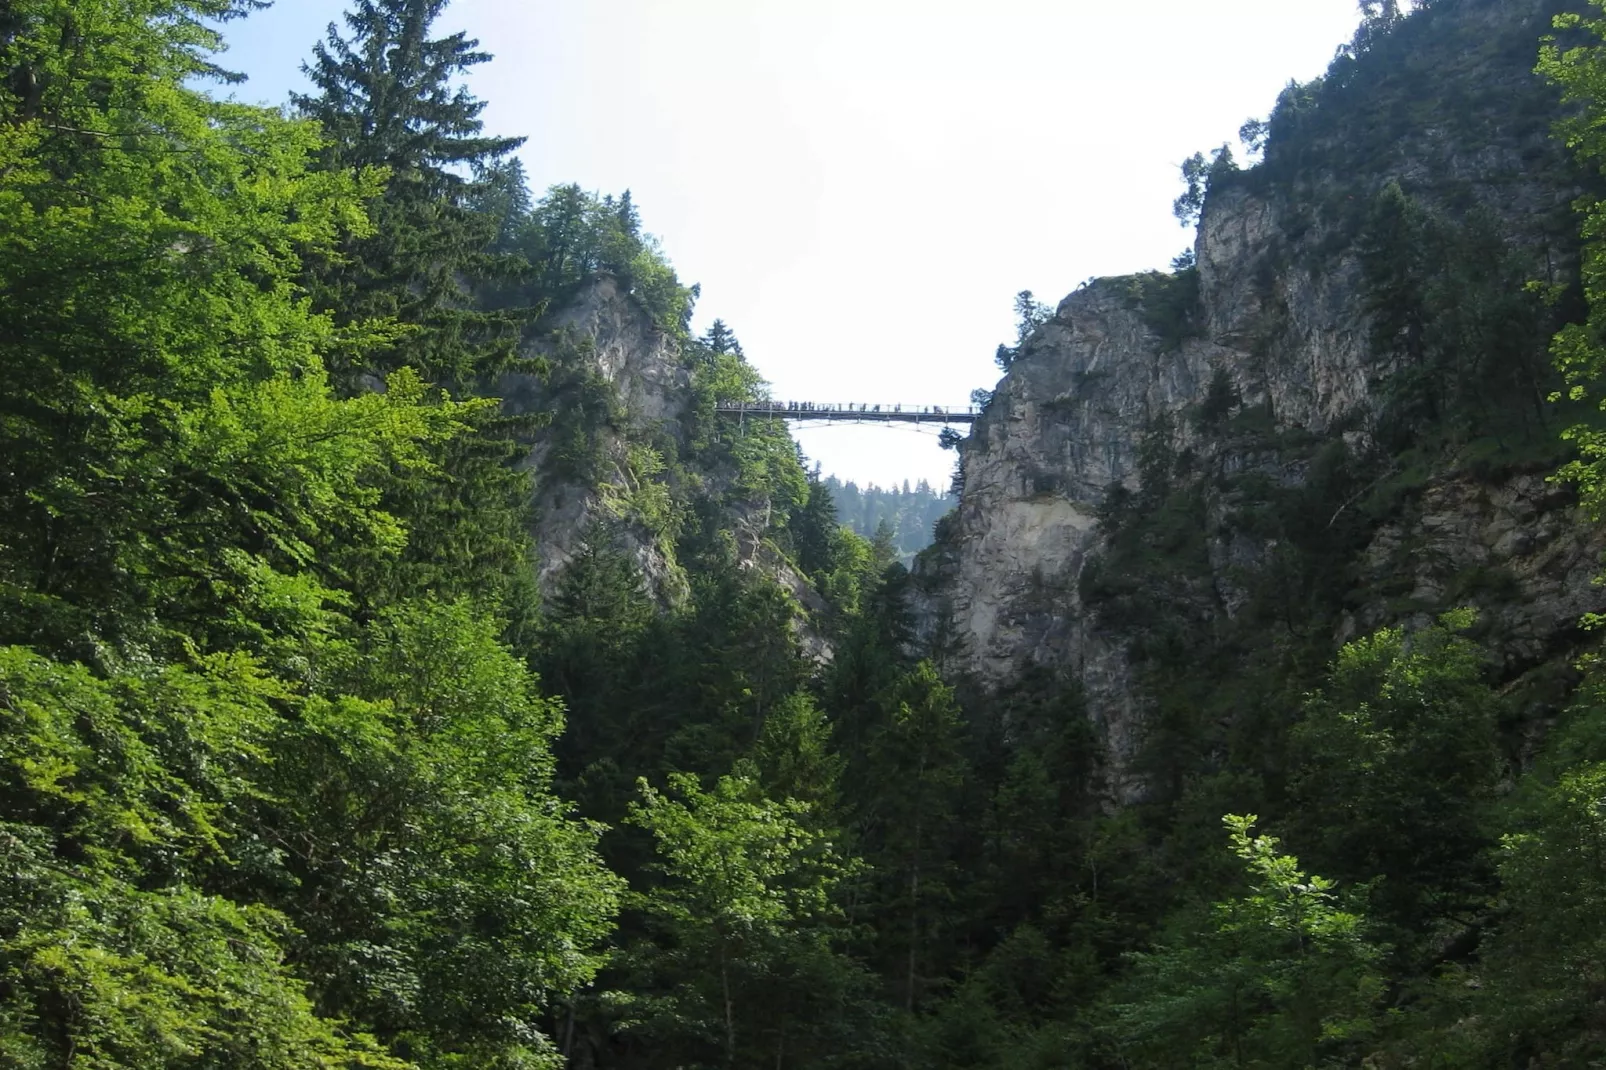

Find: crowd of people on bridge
<box><xmin>714</xmin><ymin>400</ymin><xmax>973</xmax><ymax>416</ymax></box>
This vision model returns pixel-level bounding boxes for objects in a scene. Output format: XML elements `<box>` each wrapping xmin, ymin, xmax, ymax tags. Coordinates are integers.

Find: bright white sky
<box><xmin>217</xmin><ymin>0</ymin><xmax>1365</xmax><ymax>489</ymax></box>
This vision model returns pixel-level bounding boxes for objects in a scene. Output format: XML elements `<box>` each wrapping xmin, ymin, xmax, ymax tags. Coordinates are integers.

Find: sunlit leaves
<box><xmin>1105</xmin><ymin>817</ymin><xmax>1384</xmax><ymax>1069</ymax></box>
<box><xmin>1540</xmin><ymin>4</ymin><xmax>1606</xmax><ymax>524</ymax></box>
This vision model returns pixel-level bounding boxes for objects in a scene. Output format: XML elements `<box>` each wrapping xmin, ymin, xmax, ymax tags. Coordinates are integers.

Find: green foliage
<box><xmin>293</xmin><ymin>0</ymin><xmax>529</xmax><ymax>390</ymax></box>
<box><xmin>1120</xmin><ymin>267</ymin><xmax>1202</xmax><ymax>352</ymax></box>
<box><xmin>514</xmin><ymin>183</ymin><xmax>697</xmax><ymax>337</ymax></box>
<box><xmin>1104</xmin><ymin>816</ymin><xmax>1384</xmax><ymax>1069</ymax></box>
<box><xmin>0</xmin><ymin>4</ymin><xmax>619</xmax><ymax>1064</ymax></box>
<box><xmin>1256</xmin><ymin>0</ymin><xmax>1573</xmax><ymax>202</ymax></box>
<box><xmin>0</xmin><ymin>0</ymin><xmax>471</xmax><ymax>660</ymax></box>
<box><xmin>1173</xmin><ymin>143</ymin><xmax>1237</xmax><ymax>228</ymax></box>
<box><xmin>837</xmin><ymin>662</ymin><xmax>968</xmax><ymax>1013</ymax></box>
<box><xmin>11</xmin><ymin>0</ymin><xmax>1606</xmax><ymax>1065</ymax></box>
<box><xmin>751</xmin><ymin>691</ymin><xmax>846</xmax><ymax>809</ymax></box>
<box><xmin>258</xmin><ymin>601</ymin><xmax>622</xmax><ymax>1066</ymax></box>
<box><xmin>1356</xmin><ymin>182</ymin><xmax>1557</xmax><ymax>453</ymax></box>
<box><xmin>629</xmin><ymin>773</ymin><xmax>849</xmax><ymax>946</ymax></box>
<box><xmin>679</xmin><ymin>346</ymin><xmax>810</xmax><ymax>524</ymax></box>
<box><xmin>1541</xmin><ymin>1</ymin><xmax>1606</xmax><ymax>527</ymax></box>
<box><xmin>0</xmin><ymin>858</ymin><xmax>407</xmax><ymax>1069</ymax></box>
<box><xmin>1288</xmin><ymin>609</ymin><xmax>1500</xmax><ymax>942</ymax></box>
<box><xmin>781</xmin><ymin>476</ymin><xmax>889</xmax><ymax>621</ymax></box>
<box><xmin>0</xmin><ymin>603</ymin><xmax>621</xmax><ymax>1068</ymax></box>
<box><xmin>1386</xmin><ymin>660</ymin><xmax>1606</xmax><ymax>1067</ymax></box>
<box><xmin>700</xmin><ymin>318</ymin><xmax>744</xmax><ymax>357</ymax></box>
<box><xmin>824</xmin><ymin>476</ymin><xmax>954</xmax><ymax>566</ymax></box>
<box><xmin>291</xmin><ymin>0</ymin><xmax>549</xmax><ymax>618</ymax></box>
<box><xmin>1196</xmin><ymin>368</ymin><xmax>1241</xmax><ymax>430</ymax></box>
<box><xmin>0</xmin><ymin>646</ymin><xmax>402</xmax><ymax>1067</ymax></box>
<box><xmin>1479</xmin><ymin>757</ymin><xmax>1606</xmax><ymax>1062</ymax></box>
<box><xmin>618</xmin><ymin>773</ymin><xmax>875</xmax><ymax>1068</ymax></box>
<box><xmin>604</xmin><ymin>444</ymin><xmax>683</xmax><ymax>541</ymax></box>
<box><xmin>994</xmin><ymin>289</ymin><xmax>1053</xmax><ymax>371</ymax></box>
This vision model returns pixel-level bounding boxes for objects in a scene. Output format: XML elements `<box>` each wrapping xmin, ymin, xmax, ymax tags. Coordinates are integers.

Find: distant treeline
<box><xmin>824</xmin><ymin>475</ymin><xmax>954</xmax><ymax>563</ymax></box>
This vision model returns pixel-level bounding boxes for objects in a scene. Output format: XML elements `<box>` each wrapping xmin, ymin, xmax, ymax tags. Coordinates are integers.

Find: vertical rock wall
<box><xmin>919</xmin><ymin>0</ymin><xmax>1604</xmax><ymax>786</ymax></box>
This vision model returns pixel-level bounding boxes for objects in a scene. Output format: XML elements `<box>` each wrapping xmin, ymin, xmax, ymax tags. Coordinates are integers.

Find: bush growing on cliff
<box><xmin>1121</xmin><ymin>268</ymin><xmax>1202</xmax><ymax>352</ymax></box>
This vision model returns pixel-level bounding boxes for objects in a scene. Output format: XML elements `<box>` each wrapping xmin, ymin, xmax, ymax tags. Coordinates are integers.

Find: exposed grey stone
<box><xmin>916</xmin><ymin>0</ymin><xmax>1605</xmax><ymax>793</ymax></box>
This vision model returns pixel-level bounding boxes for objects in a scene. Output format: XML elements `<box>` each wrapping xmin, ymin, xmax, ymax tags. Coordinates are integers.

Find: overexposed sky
<box><xmin>218</xmin><ymin>0</ymin><xmax>1365</xmax><ymax>488</ymax></box>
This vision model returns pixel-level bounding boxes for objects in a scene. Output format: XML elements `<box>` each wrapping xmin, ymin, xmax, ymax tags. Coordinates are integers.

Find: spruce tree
<box><xmin>294</xmin><ymin>0</ymin><xmax>543</xmax><ymax>610</ymax></box>
<box><xmin>702</xmin><ymin>318</ymin><xmax>743</xmax><ymax>357</ymax></box>
<box><xmin>294</xmin><ymin>0</ymin><xmax>531</xmax><ymax>389</ymax></box>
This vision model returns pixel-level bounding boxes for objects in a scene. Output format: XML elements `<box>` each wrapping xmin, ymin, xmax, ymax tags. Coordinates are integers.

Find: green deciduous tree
<box><xmin>620</xmin><ymin>773</ymin><xmax>872</xmax><ymax>1069</ymax></box>
<box><xmin>1288</xmin><ymin>610</ymin><xmax>1499</xmax><ymax>941</ymax></box>
<box><xmin>1542</xmin><ymin>3</ymin><xmax>1606</xmax><ymax>527</ymax></box>
<box><xmin>1480</xmin><ymin>759</ymin><xmax>1606</xmax><ymax>1063</ymax></box>
<box><xmin>0</xmin><ymin>646</ymin><xmax>406</xmax><ymax>1068</ymax></box>
<box><xmin>254</xmin><ymin>600</ymin><xmax>622</xmax><ymax>1067</ymax></box>
<box><xmin>1103</xmin><ymin>816</ymin><xmax>1385</xmax><ymax>1070</ymax></box>
<box><xmin>1437</xmin><ymin>665</ymin><xmax>1606</xmax><ymax>1066</ymax></box>
<box><xmin>0</xmin><ymin>5</ymin><xmax>621</xmax><ymax>1064</ymax></box>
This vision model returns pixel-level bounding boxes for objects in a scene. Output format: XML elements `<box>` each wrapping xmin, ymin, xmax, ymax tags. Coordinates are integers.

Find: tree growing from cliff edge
<box><xmin>995</xmin><ymin>289</ymin><xmax>1052</xmax><ymax>370</ymax></box>
<box><xmin>1173</xmin><ymin>144</ymin><xmax>1237</xmax><ymax>228</ymax></box>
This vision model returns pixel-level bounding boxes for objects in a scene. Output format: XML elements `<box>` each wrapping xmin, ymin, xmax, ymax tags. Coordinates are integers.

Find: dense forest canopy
<box><xmin>824</xmin><ymin>477</ymin><xmax>954</xmax><ymax>565</ymax></box>
<box><xmin>7</xmin><ymin>0</ymin><xmax>1606</xmax><ymax>1067</ymax></box>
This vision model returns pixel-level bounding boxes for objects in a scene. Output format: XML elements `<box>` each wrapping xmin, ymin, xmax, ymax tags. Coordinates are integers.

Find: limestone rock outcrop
<box><xmin>918</xmin><ymin>0</ymin><xmax>1603</xmax><ymax>785</ymax></box>
<box><xmin>500</xmin><ymin>273</ymin><xmax>832</xmax><ymax>656</ymax></box>
<box><xmin>500</xmin><ymin>272</ymin><xmax>690</xmax><ymax>598</ymax></box>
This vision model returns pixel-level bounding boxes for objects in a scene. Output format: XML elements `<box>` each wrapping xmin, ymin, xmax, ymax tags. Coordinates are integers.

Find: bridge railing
<box><xmin>713</xmin><ymin>400</ymin><xmax>981</xmax><ymax>418</ymax></box>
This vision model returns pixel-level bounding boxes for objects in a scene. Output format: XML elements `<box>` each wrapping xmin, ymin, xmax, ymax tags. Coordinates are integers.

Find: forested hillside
<box><xmin>824</xmin><ymin>477</ymin><xmax>954</xmax><ymax>565</ymax></box>
<box><xmin>10</xmin><ymin>1</ymin><xmax>1606</xmax><ymax>1068</ymax></box>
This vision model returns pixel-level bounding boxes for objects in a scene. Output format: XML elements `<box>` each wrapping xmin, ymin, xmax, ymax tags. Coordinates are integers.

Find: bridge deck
<box><xmin>714</xmin><ymin>402</ymin><xmax>979</xmax><ymax>425</ymax></box>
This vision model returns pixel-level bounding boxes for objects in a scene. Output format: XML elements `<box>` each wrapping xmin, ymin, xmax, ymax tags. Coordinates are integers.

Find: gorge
<box><xmin>9</xmin><ymin>0</ymin><xmax>1606</xmax><ymax>1066</ymax></box>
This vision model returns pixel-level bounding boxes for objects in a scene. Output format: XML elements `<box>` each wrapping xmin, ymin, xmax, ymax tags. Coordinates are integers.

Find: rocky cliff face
<box><xmin>500</xmin><ymin>273</ymin><xmax>832</xmax><ymax>656</ymax></box>
<box><xmin>920</xmin><ymin>0</ymin><xmax>1602</xmax><ymax>787</ymax></box>
<box><xmin>501</xmin><ymin>272</ymin><xmax>691</xmax><ymax>597</ymax></box>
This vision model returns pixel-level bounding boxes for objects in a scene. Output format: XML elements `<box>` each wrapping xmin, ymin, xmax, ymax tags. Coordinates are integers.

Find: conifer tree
<box><xmin>702</xmin><ymin>318</ymin><xmax>743</xmax><ymax>357</ymax></box>
<box><xmin>294</xmin><ymin>0</ymin><xmax>530</xmax><ymax>389</ymax></box>
<box><xmin>294</xmin><ymin>0</ymin><xmax>544</xmax><ymax>610</ymax></box>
